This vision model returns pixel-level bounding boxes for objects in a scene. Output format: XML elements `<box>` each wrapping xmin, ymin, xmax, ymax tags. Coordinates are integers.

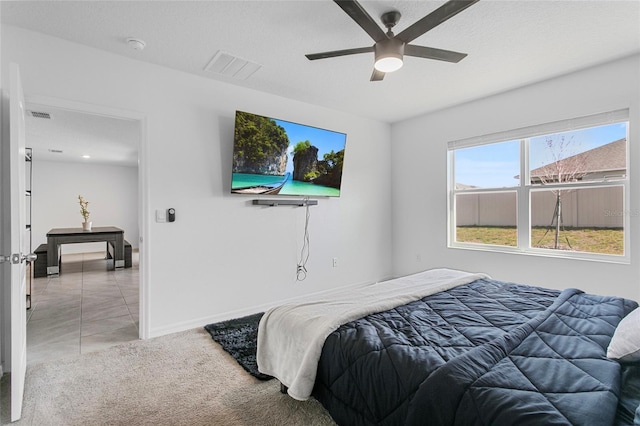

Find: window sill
<box><xmin>448</xmin><ymin>243</ymin><xmax>630</xmax><ymax>265</ymax></box>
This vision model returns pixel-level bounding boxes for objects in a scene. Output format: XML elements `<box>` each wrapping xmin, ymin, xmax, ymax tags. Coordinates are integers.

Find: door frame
<box><xmin>2</xmin><ymin>62</ymin><xmax>29</xmax><ymax>422</ymax></box>
<box><xmin>25</xmin><ymin>95</ymin><xmax>149</xmax><ymax>339</ymax></box>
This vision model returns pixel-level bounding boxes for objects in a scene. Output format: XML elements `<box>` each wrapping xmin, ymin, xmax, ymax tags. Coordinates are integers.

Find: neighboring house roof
<box><xmin>455</xmin><ymin>183</ymin><xmax>479</xmax><ymax>190</ymax></box>
<box><xmin>529</xmin><ymin>138</ymin><xmax>626</xmax><ymax>181</ymax></box>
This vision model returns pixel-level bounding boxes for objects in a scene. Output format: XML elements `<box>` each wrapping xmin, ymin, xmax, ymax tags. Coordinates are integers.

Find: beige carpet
<box><xmin>1</xmin><ymin>328</ymin><xmax>336</xmax><ymax>425</ymax></box>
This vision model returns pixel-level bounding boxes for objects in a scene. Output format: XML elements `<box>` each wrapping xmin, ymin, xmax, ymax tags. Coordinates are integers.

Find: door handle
<box><xmin>0</xmin><ymin>254</ymin><xmax>20</xmax><ymax>264</ymax></box>
<box><xmin>0</xmin><ymin>253</ymin><xmax>36</xmax><ymax>264</ymax></box>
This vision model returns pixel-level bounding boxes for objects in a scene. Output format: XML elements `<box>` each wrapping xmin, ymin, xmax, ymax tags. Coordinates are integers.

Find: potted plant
<box><xmin>78</xmin><ymin>195</ymin><xmax>92</xmax><ymax>231</ymax></box>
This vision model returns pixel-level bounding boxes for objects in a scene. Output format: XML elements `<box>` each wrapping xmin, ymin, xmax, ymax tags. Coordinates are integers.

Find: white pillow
<box><xmin>607</xmin><ymin>307</ymin><xmax>640</xmax><ymax>362</ymax></box>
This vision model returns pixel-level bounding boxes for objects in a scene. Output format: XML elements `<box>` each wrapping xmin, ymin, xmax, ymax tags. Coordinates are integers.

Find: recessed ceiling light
<box><xmin>82</xmin><ymin>155</ymin><xmax>91</xmax><ymax>159</ymax></box>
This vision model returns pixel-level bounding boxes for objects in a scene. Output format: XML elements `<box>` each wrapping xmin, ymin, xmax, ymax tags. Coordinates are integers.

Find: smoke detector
<box><xmin>126</xmin><ymin>37</ymin><xmax>146</xmax><ymax>51</ymax></box>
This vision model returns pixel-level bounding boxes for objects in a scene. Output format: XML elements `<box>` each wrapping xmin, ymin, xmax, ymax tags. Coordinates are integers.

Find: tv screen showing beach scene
<box><xmin>231</xmin><ymin>110</ymin><xmax>347</xmax><ymax>197</ymax></box>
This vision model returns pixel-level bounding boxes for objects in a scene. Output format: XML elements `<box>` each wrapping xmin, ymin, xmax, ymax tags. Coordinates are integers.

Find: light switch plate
<box><xmin>156</xmin><ymin>209</ymin><xmax>166</xmax><ymax>223</ymax></box>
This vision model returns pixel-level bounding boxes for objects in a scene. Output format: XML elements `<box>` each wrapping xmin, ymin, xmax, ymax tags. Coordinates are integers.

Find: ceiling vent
<box><xmin>204</xmin><ymin>50</ymin><xmax>262</xmax><ymax>80</ymax></box>
<box><xmin>48</xmin><ymin>149</ymin><xmax>63</xmax><ymax>154</ymax></box>
<box><xmin>28</xmin><ymin>111</ymin><xmax>52</xmax><ymax>119</ymax></box>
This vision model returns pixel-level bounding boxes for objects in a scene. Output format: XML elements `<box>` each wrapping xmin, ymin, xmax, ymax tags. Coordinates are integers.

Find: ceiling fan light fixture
<box><xmin>374</xmin><ymin>38</ymin><xmax>404</xmax><ymax>73</ymax></box>
<box><xmin>374</xmin><ymin>56</ymin><xmax>403</xmax><ymax>73</ymax></box>
<box><xmin>305</xmin><ymin>0</ymin><xmax>477</xmax><ymax>81</ymax></box>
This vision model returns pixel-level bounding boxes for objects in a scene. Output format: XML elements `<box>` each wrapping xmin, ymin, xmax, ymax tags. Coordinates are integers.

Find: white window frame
<box><xmin>447</xmin><ymin>109</ymin><xmax>630</xmax><ymax>264</ymax></box>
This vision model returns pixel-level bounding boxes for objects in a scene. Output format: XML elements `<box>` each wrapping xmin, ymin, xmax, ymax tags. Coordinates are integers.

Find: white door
<box><xmin>2</xmin><ymin>62</ymin><xmax>29</xmax><ymax>422</ymax></box>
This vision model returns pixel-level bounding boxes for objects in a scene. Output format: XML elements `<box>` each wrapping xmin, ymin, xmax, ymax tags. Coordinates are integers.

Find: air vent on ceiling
<box><xmin>204</xmin><ymin>50</ymin><xmax>262</xmax><ymax>80</ymax></box>
<box><xmin>28</xmin><ymin>111</ymin><xmax>52</xmax><ymax>119</ymax></box>
<box><xmin>48</xmin><ymin>149</ymin><xmax>63</xmax><ymax>154</ymax></box>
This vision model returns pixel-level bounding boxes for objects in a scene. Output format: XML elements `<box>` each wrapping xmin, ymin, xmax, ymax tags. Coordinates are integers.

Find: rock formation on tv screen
<box><xmin>292</xmin><ymin>141</ymin><xmax>318</xmax><ymax>182</ymax></box>
<box><xmin>292</xmin><ymin>141</ymin><xmax>344</xmax><ymax>189</ymax></box>
<box><xmin>233</xmin><ymin>112</ymin><xmax>288</xmax><ymax>175</ymax></box>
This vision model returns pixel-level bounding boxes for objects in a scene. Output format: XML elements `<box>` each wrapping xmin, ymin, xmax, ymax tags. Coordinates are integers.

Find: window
<box><xmin>448</xmin><ymin>110</ymin><xmax>629</xmax><ymax>262</ymax></box>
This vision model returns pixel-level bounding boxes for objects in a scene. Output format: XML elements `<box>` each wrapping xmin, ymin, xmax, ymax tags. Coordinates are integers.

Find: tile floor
<box><xmin>26</xmin><ymin>251</ymin><xmax>139</xmax><ymax>366</ymax></box>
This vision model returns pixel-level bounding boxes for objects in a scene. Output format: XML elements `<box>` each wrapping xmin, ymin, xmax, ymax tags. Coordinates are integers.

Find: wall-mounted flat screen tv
<box><xmin>231</xmin><ymin>110</ymin><xmax>347</xmax><ymax>197</ymax></box>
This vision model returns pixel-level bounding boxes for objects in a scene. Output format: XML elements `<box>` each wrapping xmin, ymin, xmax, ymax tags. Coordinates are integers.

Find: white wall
<box><xmin>391</xmin><ymin>54</ymin><xmax>640</xmax><ymax>301</ymax></box>
<box><xmin>0</xmin><ymin>8</ymin><xmax>5</xmax><ymax>374</ymax></box>
<box><xmin>1</xmin><ymin>26</ymin><xmax>393</xmax><ymax>337</ymax></box>
<box><xmin>31</xmin><ymin>160</ymin><xmax>139</xmax><ymax>254</ymax></box>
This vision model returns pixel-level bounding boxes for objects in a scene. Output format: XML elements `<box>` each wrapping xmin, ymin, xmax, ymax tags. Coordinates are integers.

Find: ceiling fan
<box><xmin>306</xmin><ymin>0</ymin><xmax>479</xmax><ymax>81</ymax></box>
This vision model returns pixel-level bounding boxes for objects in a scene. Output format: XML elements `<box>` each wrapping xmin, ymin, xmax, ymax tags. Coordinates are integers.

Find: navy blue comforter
<box><xmin>312</xmin><ymin>278</ymin><xmax>638</xmax><ymax>425</ymax></box>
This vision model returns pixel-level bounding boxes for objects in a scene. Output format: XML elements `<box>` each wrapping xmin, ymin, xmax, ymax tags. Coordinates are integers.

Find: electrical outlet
<box><xmin>332</xmin><ymin>257</ymin><xmax>338</xmax><ymax>267</ymax></box>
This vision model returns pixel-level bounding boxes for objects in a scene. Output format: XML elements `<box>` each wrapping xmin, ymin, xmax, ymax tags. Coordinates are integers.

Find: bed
<box><xmin>256</xmin><ymin>269</ymin><xmax>640</xmax><ymax>425</ymax></box>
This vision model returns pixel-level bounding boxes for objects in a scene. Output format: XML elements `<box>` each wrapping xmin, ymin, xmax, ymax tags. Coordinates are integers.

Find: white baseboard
<box><xmin>147</xmin><ymin>278</ymin><xmax>380</xmax><ymax>339</ymax></box>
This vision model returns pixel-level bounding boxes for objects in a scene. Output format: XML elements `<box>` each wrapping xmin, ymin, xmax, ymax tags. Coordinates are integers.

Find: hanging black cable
<box><xmin>296</xmin><ymin>197</ymin><xmax>311</xmax><ymax>281</ymax></box>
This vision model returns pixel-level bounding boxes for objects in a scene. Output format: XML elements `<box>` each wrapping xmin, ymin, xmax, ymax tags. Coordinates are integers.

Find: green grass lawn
<box><xmin>456</xmin><ymin>226</ymin><xmax>623</xmax><ymax>255</ymax></box>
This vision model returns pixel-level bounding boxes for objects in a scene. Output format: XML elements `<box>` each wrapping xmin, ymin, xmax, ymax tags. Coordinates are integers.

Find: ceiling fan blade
<box><xmin>396</xmin><ymin>0</ymin><xmax>479</xmax><ymax>43</ymax></box>
<box><xmin>404</xmin><ymin>44</ymin><xmax>467</xmax><ymax>63</ymax></box>
<box><xmin>306</xmin><ymin>46</ymin><xmax>373</xmax><ymax>61</ymax></box>
<box><xmin>370</xmin><ymin>69</ymin><xmax>385</xmax><ymax>81</ymax></box>
<box><xmin>334</xmin><ymin>0</ymin><xmax>387</xmax><ymax>42</ymax></box>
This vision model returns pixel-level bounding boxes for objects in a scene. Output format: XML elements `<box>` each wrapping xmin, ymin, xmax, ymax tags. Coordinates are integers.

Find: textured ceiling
<box><xmin>24</xmin><ymin>104</ymin><xmax>140</xmax><ymax>166</ymax></box>
<box><xmin>3</xmin><ymin>1</ymin><xmax>640</xmax><ymax>164</ymax></box>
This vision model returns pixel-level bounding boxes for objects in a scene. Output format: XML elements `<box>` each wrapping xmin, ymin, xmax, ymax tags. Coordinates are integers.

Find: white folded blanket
<box><xmin>256</xmin><ymin>268</ymin><xmax>489</xmax><ymax>400</ymax></box>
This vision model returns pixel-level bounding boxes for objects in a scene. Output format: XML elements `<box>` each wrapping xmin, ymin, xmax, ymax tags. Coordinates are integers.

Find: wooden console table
<box><xmin>46</xmin><ymin>226</ymin><xmax>125</xmax><ymax>275</ymax></box>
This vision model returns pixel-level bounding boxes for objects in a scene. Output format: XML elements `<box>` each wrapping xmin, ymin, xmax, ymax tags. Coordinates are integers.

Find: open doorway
<box><xmin>22</xmin><ymin>98</ymin><xmax>143</xmax><ymax>365</ymax></box>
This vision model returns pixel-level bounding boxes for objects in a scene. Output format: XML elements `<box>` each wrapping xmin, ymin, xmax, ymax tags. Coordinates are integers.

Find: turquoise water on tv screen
<box><xmin>232</xmin><ymin>173</ymin><xmax>340</xmax><ymax>197</ymax></box>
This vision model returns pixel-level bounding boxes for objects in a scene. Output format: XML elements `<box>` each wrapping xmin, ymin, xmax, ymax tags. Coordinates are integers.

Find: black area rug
<box><xmin>204</xmin><ymin>312</ymin><xmax>272</xmax><ymax>381</ymax></box>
